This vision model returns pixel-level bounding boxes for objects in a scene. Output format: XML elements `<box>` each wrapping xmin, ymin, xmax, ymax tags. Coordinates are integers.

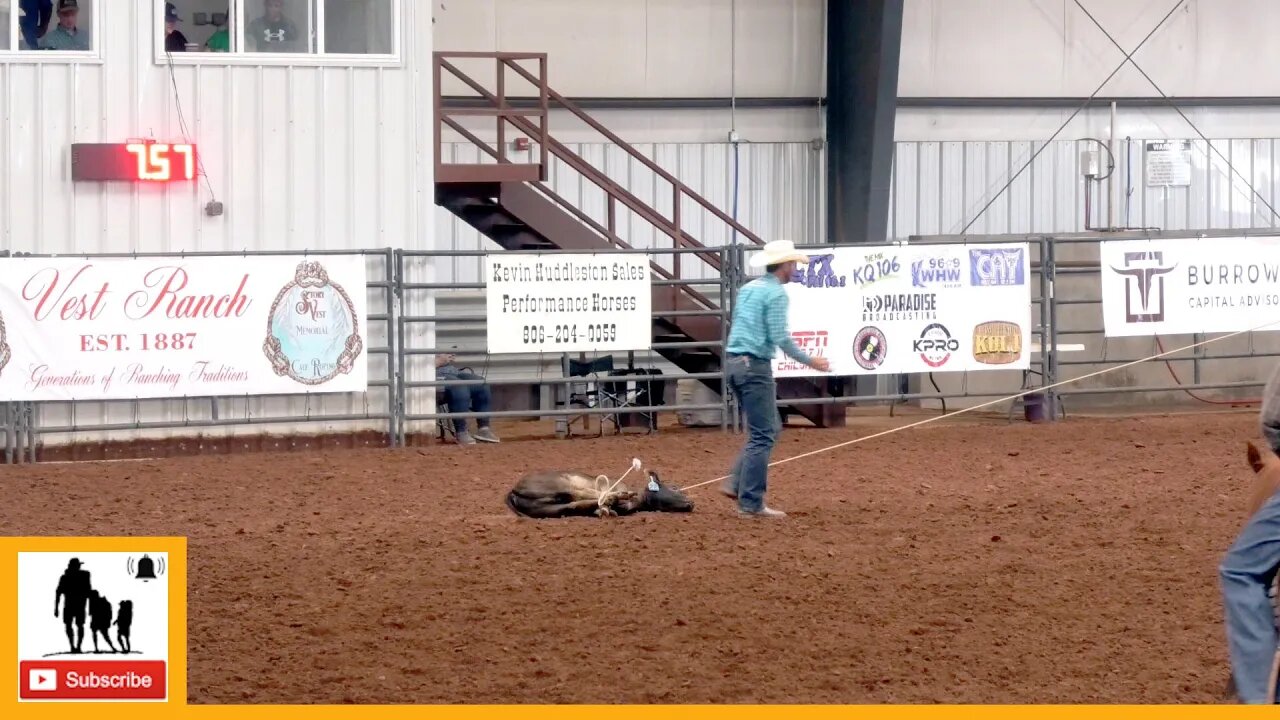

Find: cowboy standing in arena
<box><xmin>719</xmin><ymin>240</ymin><xmax>830</xmax><ymax>519</ymax></box>
<box><xmin>1221</xmin><ymin>363</ymin><xmax>1280</xmax><ymax>703</ymax></box>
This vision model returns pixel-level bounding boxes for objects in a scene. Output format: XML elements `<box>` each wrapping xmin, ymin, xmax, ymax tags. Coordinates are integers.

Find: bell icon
<box><xmin>135</xmin><ymin>554</ymin><xmax>157</xmax><ymax>581</ymax></box>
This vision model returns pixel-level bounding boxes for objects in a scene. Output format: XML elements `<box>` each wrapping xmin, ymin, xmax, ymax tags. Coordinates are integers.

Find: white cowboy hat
<box><xmin>749</xmin><ymin>240</ymin><xmax>810</xmax><ymax>268</ymax></box>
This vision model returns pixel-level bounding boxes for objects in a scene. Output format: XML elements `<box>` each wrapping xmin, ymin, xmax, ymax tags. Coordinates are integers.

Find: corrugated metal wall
<box><xmin>889</xmin><ymin>138</ymin><xmax>1280</xmax><ymax>239</ymax></box>
<box><xmin>0</xmin><ymin>1</ymin><xmax>435</xmax><ymax>444</ymax></box>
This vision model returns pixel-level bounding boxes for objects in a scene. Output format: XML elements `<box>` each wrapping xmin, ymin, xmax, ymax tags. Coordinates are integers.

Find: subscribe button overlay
<box><xmin>20</xmin><ymin>660</ymin><xmax>166</xmax><ymax>701</ymax></box>
<box><xmin>17</xmin><ymin>550</ymin><xmax>173</xmax><ymax>703</ymax></box>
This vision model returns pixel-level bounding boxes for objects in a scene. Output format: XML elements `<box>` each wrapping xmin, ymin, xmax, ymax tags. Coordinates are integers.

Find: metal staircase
<box><xmin>433</xmin><ymin>52</ymin><xmax>846</xmax><ymax>427</ymax></box>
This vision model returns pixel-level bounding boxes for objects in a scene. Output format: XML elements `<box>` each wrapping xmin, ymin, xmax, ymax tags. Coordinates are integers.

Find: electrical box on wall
<box><xmin>1079</xmin><ymin>150</ymin><xmax>1100</xmax><ymax>178</ymax></box>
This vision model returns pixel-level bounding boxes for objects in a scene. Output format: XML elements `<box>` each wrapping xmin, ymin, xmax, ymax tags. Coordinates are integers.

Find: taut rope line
<box><xmin>679</xmin><ymin>319</ymin><xmax>1280</xmax><ymax>493</ymax></box>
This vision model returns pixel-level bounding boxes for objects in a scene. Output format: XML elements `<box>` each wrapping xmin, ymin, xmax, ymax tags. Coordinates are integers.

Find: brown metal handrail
<box><xmin>433</xmin><ymin>52</ymin><xmax>549</xmax><ymax>181</ymax></box>
<box><xmin>433</xmin><ymin>51</ymin><xmax>736</xmax><ymax>309</ymax></box>
<box><xmin>436</xmin><ymin>56</ymin><xmax>733</xmax><ymax>274</ymax></box>
<box><xmin>500</xmin><ymin>59</ymin><xmax>764</xmax><ymax>249</ymax></box>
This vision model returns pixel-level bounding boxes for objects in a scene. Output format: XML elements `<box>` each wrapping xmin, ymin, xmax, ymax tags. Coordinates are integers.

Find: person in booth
<box><xmin>39</xmin><ymin>0</ymin><xmax>88</xmax><ymax>51</ymax></box>
<box><xmin>1221</xmin><ymin>361</ymin><xmax>1280</xmax><ymax>703</ymax></box>
<box><xmin>247</xmin><ymin>0</ymin><xmax>302</xmax><ymax>53</ymax></box>
<box><xmin>435</xmin><ymin>351</ymin><xmax>500</xmax><ymax>446</ymax></box>
<box><xmin>164</xmin><ymin>3</ymin><xmax>190</xmax><ymax>52</ymax></box>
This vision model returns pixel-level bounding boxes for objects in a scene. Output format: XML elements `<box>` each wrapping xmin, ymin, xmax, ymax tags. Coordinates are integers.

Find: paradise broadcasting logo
<box><xmin>17</xmin><ymin>551</ymin><xmax>171</xmax><ymax>702</ymax></box>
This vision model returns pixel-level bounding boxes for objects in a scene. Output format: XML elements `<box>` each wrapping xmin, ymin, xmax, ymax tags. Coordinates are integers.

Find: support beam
<box><xmin>826</xmin><ymin>0</ymin><xmax>903</xmax><ymax>245</ymax></box>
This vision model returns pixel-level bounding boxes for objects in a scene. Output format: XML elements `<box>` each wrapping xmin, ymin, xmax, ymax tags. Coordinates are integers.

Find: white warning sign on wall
<box><xmin>1144</xmin><ymin>140</ymin><xmax>1192</xmax><ymax>187</ymax></box>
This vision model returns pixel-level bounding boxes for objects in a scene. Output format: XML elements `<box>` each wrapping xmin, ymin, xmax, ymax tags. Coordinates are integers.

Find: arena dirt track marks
<box><xmin>0</xmin><ymin>411</ymin><xmax>1253</xmax><ymax>703</ymax></box>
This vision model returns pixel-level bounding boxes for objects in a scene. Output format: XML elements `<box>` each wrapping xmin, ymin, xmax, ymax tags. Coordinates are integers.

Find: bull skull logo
<box><xmin>1110</xmin><ymin>250</ymin><xmax>1177</xmax><ymax>323</ymax></box>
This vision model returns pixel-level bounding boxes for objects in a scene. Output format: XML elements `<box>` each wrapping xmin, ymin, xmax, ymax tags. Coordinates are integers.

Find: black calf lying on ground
<box><xmin>505</xmin><ymin>468</ymin><xmax>695</xmax><ymax>518</ymax></box>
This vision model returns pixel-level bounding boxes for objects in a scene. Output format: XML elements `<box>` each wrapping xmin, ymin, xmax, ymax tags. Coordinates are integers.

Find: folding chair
<box><xmin>561</xmin><ymin>356</ymin><xmax>619</xmax><ymax>437</ymax></box>
<box><xmin>604</xmin><ymin>368</ymin><xmax>665</xmax><ymax>434</ymax></box>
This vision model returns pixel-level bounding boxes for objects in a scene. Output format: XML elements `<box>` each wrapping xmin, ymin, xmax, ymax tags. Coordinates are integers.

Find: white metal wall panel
<box><xmin>901</xmin><ymin>0</ymin><xmax>1280</xmax><ymax>98</ymax></box>
<box><xmin>0</xmin><ymin>1</ymin><xmax>435</xmax><ymax>444</ymax></box>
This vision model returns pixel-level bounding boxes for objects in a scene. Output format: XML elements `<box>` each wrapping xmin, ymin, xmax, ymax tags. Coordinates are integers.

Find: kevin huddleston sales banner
<box><xmin>772</xmin><ymin>243</ymin><xmax>1033</xmax><ymax>377</ymax></box>
<box><xmin>0</xmin><ymin>255</ymin><xmax>369</xmax><ymax>401</ymax></box>
<box><xmin>485</xmin><ymin>253</ymin><xmax>652</xmax><ymax>353</ymax></box>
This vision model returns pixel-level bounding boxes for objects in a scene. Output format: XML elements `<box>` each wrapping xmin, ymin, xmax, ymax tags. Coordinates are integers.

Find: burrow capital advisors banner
<box><xmin>0</xmin><ymin>255</ymin><xmax>368</xmax><ymax>401</ymax></box>
<box><xmin>772</xmin><ymin>243</ymin><xmax>1033</xmax><ymax>377</ymax></box>
<box><xmin>1101</xmin><ymin>236</ymin><xmax>1280</xmax><ymax>337</ymax></box>
<box><xmin>485</xmin><ymin>253</ymin><xmax>652</xmax><ymax>353</ymax></box>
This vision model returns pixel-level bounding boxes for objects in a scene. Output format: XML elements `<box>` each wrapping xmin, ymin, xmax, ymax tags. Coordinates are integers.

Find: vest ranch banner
<box><xmin>0</xmin><ymin>255</ymin><xmax>369</xmax><ymax>401</ymax></box>
<box><xmin>772</xmin><ymin>243</ymin><xmax>1033</xmax><ymax>378</ymax></box>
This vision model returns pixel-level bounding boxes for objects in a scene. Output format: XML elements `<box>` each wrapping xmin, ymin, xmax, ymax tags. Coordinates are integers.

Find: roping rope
<box><xmin>679</xmin><ymin>318</ymin><xmax>1280</xmax><ymax>493</ymax></box>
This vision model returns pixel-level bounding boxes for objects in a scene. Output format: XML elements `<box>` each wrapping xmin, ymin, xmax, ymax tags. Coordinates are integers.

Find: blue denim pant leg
<box><xmin>727</xmin><ymin>356</ymin><xmax>780</xmax><ymax>513</ymax></box>
<box><xmin>443</xmin><ymin>371</ymin><xmax>493</xmax><ymax>432</ymax></box>
<box><xmin>1220</xmin><ymin>488</ymin><xmax>1280</xmax><ymax>704</ymax></box>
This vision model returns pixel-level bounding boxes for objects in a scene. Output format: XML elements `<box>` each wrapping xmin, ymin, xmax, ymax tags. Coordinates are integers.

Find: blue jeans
<box><xmin>1220</xmin><ymin>487</ymin><xmax>1280</xmax><ymax>703</ymax></box>
<box><xmin>725</xmin><ymin>353</ymin><xmax>781</xmax><ymax>513</ymax></box>
<box><xmin>440</xmin><ymin>368</ymin><xmax>492</xmax><ymax>433</ymax></box>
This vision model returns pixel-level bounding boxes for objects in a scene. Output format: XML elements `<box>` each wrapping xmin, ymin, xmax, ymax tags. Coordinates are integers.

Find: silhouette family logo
<box><xmin>17</xmin><ymin>551</ymin><xmax>170</xmax><ymax>702</ymax></box>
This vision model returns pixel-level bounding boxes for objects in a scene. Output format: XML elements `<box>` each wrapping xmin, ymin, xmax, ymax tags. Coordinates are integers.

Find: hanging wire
<box><xmin>1070</xmin><ymin>0</ymin><xmax>1280</xmax><ymax>226</ymax></box>
<box><xmin>957</xmin><ymin>0</ymin><xmax>1187</xmax><ymax>236</ymax></box>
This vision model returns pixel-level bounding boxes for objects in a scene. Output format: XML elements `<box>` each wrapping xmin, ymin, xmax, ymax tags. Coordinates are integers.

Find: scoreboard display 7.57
<box><xmin>70</xmin><ymin>142</ymin><xmax>197</xmax><ymax>182</ymax></box>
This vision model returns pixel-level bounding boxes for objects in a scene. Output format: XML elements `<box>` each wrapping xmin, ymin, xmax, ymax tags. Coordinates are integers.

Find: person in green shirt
<box><xmin>205</xmin><ymin>26</ymin><xmax>229</xmax><ymax>52</ymax></box>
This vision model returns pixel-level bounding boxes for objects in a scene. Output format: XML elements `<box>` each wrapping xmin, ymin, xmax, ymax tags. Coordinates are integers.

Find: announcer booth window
<box><xmin>2</xmin><ymin>0</ymin><xmax>101</xmax><ymax>59</ymax></box>
<box><xmin>154</xmin><ymin>0</ymin><xmax>399</xmax><ymax>65</ymax></box>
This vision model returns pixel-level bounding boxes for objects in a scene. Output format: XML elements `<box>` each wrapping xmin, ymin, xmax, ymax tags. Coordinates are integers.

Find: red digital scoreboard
<box><xmin>70</xmin><ymin>142</ymin><xmax>197</xmax><ymax>182</ymax></box>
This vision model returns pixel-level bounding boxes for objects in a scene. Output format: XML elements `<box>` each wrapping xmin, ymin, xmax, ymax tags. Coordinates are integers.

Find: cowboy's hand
<box><xmin>810</xmin><ymin>357</ymin><xmax>831</xmax><ymax>372</ymax></box>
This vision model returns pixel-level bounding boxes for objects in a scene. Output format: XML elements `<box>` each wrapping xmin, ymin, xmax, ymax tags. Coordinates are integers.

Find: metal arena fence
<box><xmin>3</xmin><ymin>234</ymin><xmax>1277</xmax><ymax>463</ymax></box>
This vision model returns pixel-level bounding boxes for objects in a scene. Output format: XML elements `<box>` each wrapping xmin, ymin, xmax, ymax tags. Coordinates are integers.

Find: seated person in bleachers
<box><xmin>436</xmin><ymin>352</ymin><xmax>500</xmax><ymax>445</ymax></box>
<box><xmin>39</xmin><ymin>0</ymin><xmax>88</xmax><ymax>51</ymax></box>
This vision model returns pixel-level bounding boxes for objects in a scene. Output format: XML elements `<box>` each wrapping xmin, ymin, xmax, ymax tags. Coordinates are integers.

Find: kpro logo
<box><xmin>913</xmin><ymin>322</ymin><xmax>959</xmax><ymax>368</ymax></box>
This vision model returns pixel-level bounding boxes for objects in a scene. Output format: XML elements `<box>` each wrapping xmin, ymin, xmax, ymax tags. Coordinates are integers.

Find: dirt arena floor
<box><xmin>0</xmin><ymin>408</ymin><xmax>1266</xmax><ymax>704</ymax></box>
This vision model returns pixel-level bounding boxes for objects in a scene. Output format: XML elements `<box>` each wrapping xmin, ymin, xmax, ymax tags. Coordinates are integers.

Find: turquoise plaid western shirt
<box><xmin>726</xmin><ymin>272</ymin><xmax>812</xmax><ymax>365</ymax></box>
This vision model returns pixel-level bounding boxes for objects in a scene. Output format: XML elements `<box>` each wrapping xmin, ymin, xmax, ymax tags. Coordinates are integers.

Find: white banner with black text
<box><xmin>1100</xmin><ymin>236</ymin><xmax>1280</xmax><ymax>337</ymax></box>
<box><xmin>0</xmin><ymin>255</ymin><xmax>369</xmax><ymax>401</ymax></box>
<box><xmin>485</xmin><ymin>253</ymin><xmax>653</xmax><ymax>353</ymax></box>
<box><xmin>771</xmin><ymin>244</ymin><xmax>1033</xmax><ymax>377</ymax></box>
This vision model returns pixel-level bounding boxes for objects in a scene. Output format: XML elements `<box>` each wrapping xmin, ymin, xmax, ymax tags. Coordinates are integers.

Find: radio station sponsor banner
<box><xmin>0</xmin><ymin>255</ymin><xmax>368</xmax><ymax>401</ymax></box>
<box><xmin>13</xmin><ymin>538</ymin><xmax>187</xmax><ymax>704</ymax></box>
<box><xmin>1101</xmin><ymin>236</ymin><xmax>1280</xmax><ymax>337</ymax></box>
<box><xmin>772</xmin><ymin>244</ymin><xmax>1032</xmax><ymax>377</ymax></box>
<box><xmin>486</xmin><ymin>253</ymin><xmax>652</xmax><ymax>353</ymax></box>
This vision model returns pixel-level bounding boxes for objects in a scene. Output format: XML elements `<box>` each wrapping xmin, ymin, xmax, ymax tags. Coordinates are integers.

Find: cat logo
<box><xmin>971</xmin><ymin>321</ymin><xmax>1022</xmax><ymax>365</ymax></box>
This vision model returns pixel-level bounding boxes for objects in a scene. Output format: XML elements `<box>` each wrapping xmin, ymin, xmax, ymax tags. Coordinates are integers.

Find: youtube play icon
<box><xmin>27</xmin><ymin>669</ymin><xmax>56</xmax><ymax>691</ymax></box>
<box><xmin>19</xmin><ymin>660</ymin><xmax>166</xmax><ymax>701</ymax></box>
